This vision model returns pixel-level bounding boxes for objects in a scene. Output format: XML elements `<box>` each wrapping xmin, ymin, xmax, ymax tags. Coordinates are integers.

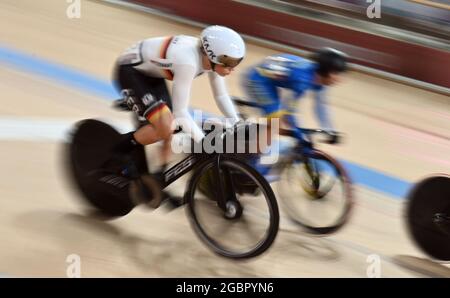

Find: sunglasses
<box><xmin>217</xmin><ymin>55</ymin><xmax>243</xmax><ymax>68</ymax></box>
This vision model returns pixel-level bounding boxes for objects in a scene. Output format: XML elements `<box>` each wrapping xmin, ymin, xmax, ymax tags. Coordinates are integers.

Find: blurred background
<box><xmin>0</xmin><ymin>0</ymin><xmax>448</xmax><ymax>277</ymax></box>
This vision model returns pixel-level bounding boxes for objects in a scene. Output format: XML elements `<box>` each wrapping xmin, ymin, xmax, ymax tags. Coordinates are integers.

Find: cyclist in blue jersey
<box><xmin>198</xmin><ymin>48</ymin><xmax>349</xmax><ymax>197</ymax></box>
<box><xmin>238</xmin><ymin>48</ymin><xmax>348</xmax><ymax>179</ymax></box>
<box><xmin>241</xmin><ymin>48</ymin><xmax>348</xmax><ymax>147</ymax></box>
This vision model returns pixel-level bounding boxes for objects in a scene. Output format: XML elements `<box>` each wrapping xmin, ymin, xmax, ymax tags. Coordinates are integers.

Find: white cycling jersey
<box><xmin>117</xmin><ymin>35</ymin><xmax>240</xmax><ymax>142</ymax></box>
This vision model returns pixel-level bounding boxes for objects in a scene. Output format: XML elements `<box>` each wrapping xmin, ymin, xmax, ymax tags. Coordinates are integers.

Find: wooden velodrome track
<box><xmin>0</xmin><ymin>0</ymin><xmax>449</xmax><ymax>277</ymax></box>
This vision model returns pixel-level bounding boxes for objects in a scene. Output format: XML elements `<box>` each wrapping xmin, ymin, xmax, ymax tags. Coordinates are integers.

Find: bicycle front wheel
<box><xmin>186</xmin><ymin>156</ymin><xmax>279</xmax><ymax>259</ymax></box>
<box><xmin>278</xmin><ymin>149</ymin><xmax>353</xmax><ymax>235</ymax></box>
<box><xmin>406</xmin><ymin>175</ymin><xmax>450</xmax><ymax>261</ymax></box>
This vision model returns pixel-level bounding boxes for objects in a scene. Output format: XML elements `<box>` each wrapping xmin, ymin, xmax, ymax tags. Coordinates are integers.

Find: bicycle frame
<box><xmin>162</xmin><ymin>154</ymin><xmax>205</xmax><ymax>187</ymax></box>
<box><xmin>250</xmin><ymin>129</ymin><xmax>324</xmax><ymax>182</ymax></box>
<box><xmin>159</xmin><ymin>152</ymin><xmax>237</xmax><ymax>212</ymax></box>
<box><xmin>232</xmin><ymin>96</ymin><xmax>334</xmax><ymax>181</ymax></box>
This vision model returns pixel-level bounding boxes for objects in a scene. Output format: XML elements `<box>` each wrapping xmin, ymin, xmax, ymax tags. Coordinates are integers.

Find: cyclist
<box><xmin>106</xmin><ymin>25</ymin><xmax>246</xmax><ymax>205</ymax></box>
<box><xmin>197</xmin><ymin>48</ymin><xmax>348</xmax><ymax>197</ymax></box>
<box><xmin>240</xmin><ymin>48</ymin><xmax>349</xmax><ymax>175</ymax></box>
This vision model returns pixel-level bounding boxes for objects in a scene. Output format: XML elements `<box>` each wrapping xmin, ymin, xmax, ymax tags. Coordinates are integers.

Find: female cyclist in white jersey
<box><xmin>109</xmin><ymin>25</ymin><xmax>245</xmax><ymax>184</ymax></box>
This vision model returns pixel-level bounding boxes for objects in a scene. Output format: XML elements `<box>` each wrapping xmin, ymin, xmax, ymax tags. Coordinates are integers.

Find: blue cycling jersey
<box><xmin>241</xmin><ymin>53</ymin><xmax>333</xmax><ymax>131</ymax></box>
<box><xmin>256</xmin><ymin>54</ymin><xmax>320</xmax><ymax>91</ymax></box>
<box><xmin>242</xmin><ymin>54</ymin><xmax>335</xmax><ymax>180</ymax></box>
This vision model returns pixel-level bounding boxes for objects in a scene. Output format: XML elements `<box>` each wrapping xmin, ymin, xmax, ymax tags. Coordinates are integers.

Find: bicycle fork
<box><xmin>213</xmin><ymin>155</ymin><xmax>242</xmax><ymax>219</ymax></box>
<box><xmin>304</xmin><ymin>161</ymin><xmax>320</xmax><ymax>190</ymax></box>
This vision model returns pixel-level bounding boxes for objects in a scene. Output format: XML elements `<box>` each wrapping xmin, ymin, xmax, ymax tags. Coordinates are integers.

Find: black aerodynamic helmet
<box><xmin>313</xmin><ymin>47</ymin><xmax>348</xmax><ymax>77</ymax></box>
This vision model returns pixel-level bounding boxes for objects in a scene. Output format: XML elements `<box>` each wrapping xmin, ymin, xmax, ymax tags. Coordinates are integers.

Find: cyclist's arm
<box><xmin>208</xmin><ymin>72</ymin><xmax>240</xmax><ymax>125</ymax></box>
<box><xmin>279</xmin><ymin>91</ymin><xmax>308</xmax><ymax>141</ymax></box>
<box><xmin>313</xmin><ymin>88</ymin><xmax>334</xmax><ymax>131</ymax></box>
<box><xmin>171</xmin><ymin>64</ymin><xmax>206</xmax><ymax>142</ymax></box>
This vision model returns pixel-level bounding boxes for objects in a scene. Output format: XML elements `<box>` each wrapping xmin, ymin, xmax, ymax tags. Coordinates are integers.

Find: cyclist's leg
<box><xmin>102</xmin><ymin>65</ymin><xmax>173</xmax><ymax>181</ymax></box>
<box><xmin>242</xmin><ymin>76</ymin><xmax>283</xmax><ymax>174</ymax></box>
<box><xmin>113</xmin><ymin>65</ymin><xmax>180</xmax><ymax>206</ymax></box>
<box><xmin>115</xmin><ymin>64</ymin><xmax>173</xmax><ymax>155</ymax></box>
<box><xmin>132</xmin><ymin>76</ymin><xmax>173</xmax><ymax>170</ymax></box>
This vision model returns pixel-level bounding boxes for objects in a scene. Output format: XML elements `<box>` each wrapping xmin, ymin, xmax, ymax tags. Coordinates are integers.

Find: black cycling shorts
<box><xmin>113</xmin><ymin>64</ymin><xmax>173</xmax><ymax>124</ymax></box>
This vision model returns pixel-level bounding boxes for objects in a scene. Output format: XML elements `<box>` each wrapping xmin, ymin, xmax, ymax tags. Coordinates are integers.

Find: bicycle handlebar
<box><xmin>232</xmin><ymin>96</ymin><xmax>339</xmax><ymax>139</ymax></box>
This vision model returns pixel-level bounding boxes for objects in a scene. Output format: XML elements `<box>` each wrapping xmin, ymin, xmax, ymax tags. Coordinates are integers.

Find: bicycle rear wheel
<box><xmin>186</xmin><ymin>156</ymin><xmax>279</xmax><ymax>259</ymax></box>
<box><xmin>406</xmin><ymin>175</ymin><xmax>450</xmax><ymax>261</ymax></box>
<box><xmin>65</xmin><ymin>119</ymin><xmax>136</xmax><ymax>217</ymax></box>
<box><xmin>278</xmin><ymin>149</ymin><xmax>353</xmax><ymax>234</ymax></box>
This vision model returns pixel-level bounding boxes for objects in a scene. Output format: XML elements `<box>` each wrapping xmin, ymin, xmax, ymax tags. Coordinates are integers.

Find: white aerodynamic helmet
<box><xmin>200</xmin><ymin>25</ymin><xmax>246</xmax><ymax>68</ymax></box>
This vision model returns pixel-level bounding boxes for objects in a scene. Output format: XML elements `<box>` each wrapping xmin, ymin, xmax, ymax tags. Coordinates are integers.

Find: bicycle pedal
<box><xmin>129</xmin><ymin>175</ymin><xmax>163</xmax><ymax>209</ymax></box>
<box><xmin>161</xmin><ymin>195</ymin><xmax>186</xmax><ymax>212</ymax></box>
